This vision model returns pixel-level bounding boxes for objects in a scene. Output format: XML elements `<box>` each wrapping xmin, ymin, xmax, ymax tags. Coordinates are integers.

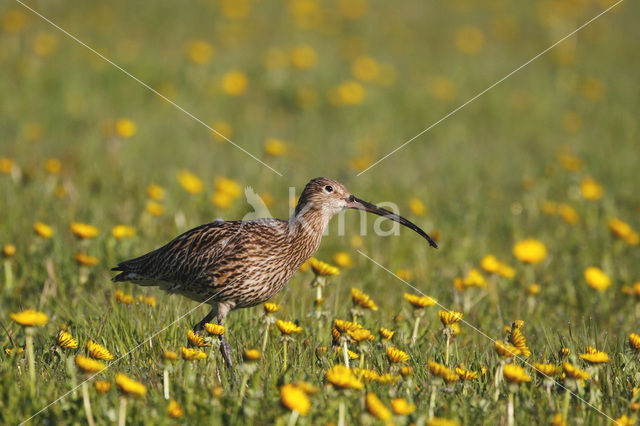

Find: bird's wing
<box><xmin>112</xmin><ymin>220</ymin><xmax>244</xmax><ymax>286</ymax></box>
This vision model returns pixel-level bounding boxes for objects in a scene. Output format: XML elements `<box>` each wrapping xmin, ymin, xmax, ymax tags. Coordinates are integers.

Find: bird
<box><xmin>112</xmin><ymin>177</ymin><xmax>437</xmax><ymax>366</ymax></box>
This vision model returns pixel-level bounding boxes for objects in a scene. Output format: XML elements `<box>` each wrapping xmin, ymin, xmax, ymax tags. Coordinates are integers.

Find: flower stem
<box><xmin>26</xmin><ymin>327</ymin><xmax>35</xmax><ymax>395</ymax></box>
<box><xmin>507</xmin><ymin>391</ymin><xmax>514</xmax><ymax>426</ymax></box>
<box><xmin>342</xmin><ymin>341</ymin><xmax>350</xmax><ymax>368</ymax></box>
<box><xmin>411</xmin><ymin>316</ymin><xmax>421</xmax><ymax>346</ymax></box>
<box><xmin>287</xmin><ymin>410</ymin><xmax>299</xmax><ymax>426</ymax></box>
<box><xmin>82</xmin><ymin>381</ymin><xmax>96</xmax><ymax>426</ymax></box>
<box><xmin>494</xmin><ymin>362</ymin><xmax>504</xmax><ymax>402</ymax></box>
<box><xmin>118</xmin><ymin>396</ymin><xmax>127</xmax><ymax>426</ymax></box>
<box><xmin>163</xmin><ymin>368</ymin><xmax>170</xmax><ymax>400</ymax></box>
<box><xmin>239</xmin><ymin>372</ymin><xmax>250</xmax><ymax>401</ymax></box>
<box><xmin>283</xmin><ymin>340</ymin><xmax>288</xmax><ymax>371</ymax></box>
<box><xmin>262</xmin><ymin>324</ymin><xmax>270</xmax><ymax>353</ymax></box>
<box><xmin>428</xmin><ymin>382</ymin><xmax>436</xmax><ymax>419</ymax></box>
<box><xmin>562</xmin><ymin>387</ymin><xmax>571</xmax><ymax>420</ymax></box>
<box><xmin>445</xmin><ymin>333</ymin><xmax>451</xmax><ymax>365</ymax></box>
<box><xmin>4</xmin><ymin>259</ymin><xmax>13</xmax><ymax>291</ymax></box>
<box><xmin>338</xmin><ymin>399</ymin><xmax>345</xmax><ymax>426</ymax></box>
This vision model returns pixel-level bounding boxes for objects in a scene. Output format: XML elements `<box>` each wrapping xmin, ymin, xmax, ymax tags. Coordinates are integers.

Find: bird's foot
<box><xmin>220</xmin><ymin>336</ymin><xmax>233</xmax><ymax>367</ymax></box>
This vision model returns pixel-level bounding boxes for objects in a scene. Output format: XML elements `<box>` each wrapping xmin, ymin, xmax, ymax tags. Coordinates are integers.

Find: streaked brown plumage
<box><xmin>112</xmin><ymin>177</ymin><xmax>436</xmax><ymax>365</ymax></box>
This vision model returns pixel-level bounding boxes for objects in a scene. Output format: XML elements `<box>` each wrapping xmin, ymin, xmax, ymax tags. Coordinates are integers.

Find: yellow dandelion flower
<box><xmin>347</xmin><ymin>328</ymin><xmax>374</xmax><ymax>342</ymax></box>
<box><xmin>264</xmin><ymin>302</ymin><xmax>280</xmax><ymax>314</ymax></box>
<box><xmin>115</xmin><ymin>290</ymin><xmax>133</xmax><ymax>305</ymax></box>
<box><xmin>351</xmin><ymin>55</ymin><xmax>380</xmax><ymax>82</ymax></box>
<box><xmin>44</xmin><ymin>158</ymin><xmax>61</xmax><ymax>174</ymax></box>
<box><xmin>111</xmin><ymin>225</ymin><xmax>136</xmax><ymax>240</ymax></box>
<box><xmin>400</xmin><ymin>365</ymin><xmax>413</xmax><ymax>376</ymax></box>
<box><xmin>455</xmin><ymin>365</ymin><xmax>478</xmax><ymax>380</ymax></box>
<box><xmin>276</xmin><ymin>320</ymin><xmax>303</xmax><ymax>335</ymax></box>
<box><xmin>333</xmin><ymin>319</ymin><xmax>362</xmax><ymax>338</ymax></box>
<box><xmin>455</xmin><ymin>25</ymin><xmax>485</xmax><ymax>55</ymax></box>
<box><xmin>427</xmin><ymin>418</ymin><xmax>461</xmax><ymax>426</ymax></box>
<box><xmin>186</xmin><ymin>40</ymin><xmax>214</xmax><ymax>65</ymax></box>
<box><xmin>428</xmin><ymin>361</ymin><xmax>459</xmax><ymax>383</ymax></box>
<box><xmin>115</xmin><ymin>373</ymin><xmax>147</xmax><ymax>396</ymax></box>
<box><xmin>562</xmin><ymin>362</ymin><xmax>590</xmax><ymax>380</ymax></box>
<box><xmin>391</xmin><ymin>398</ymin><xmax>416</xmax><ymax>415</ymax></box>
<box><xmin>33</xmin><ymin>222</ymin><xmax>53</xmax><ymax>239</ymax></box>
<box><xmin>353</xmin><ymin>367</ymin><xmax>380</xmax><ymax>382</ymax></box>
<box><xmin>210</xmin><ymin>121</ymin><xmax>233</xmax><ymax>143</ymax></box>
<box><xmin>351</xmin><ymin>288</ymin><xmax>378</xmax><ymax>311</ymax></box>
<box><xmin>527</xmin><ymin>284</ymin><xmax>541</xmax><ymax>295</ymax></box>
<box><xmin>244</xmin><ymin>348</ymin><xmax>261</xmax><ymax>361</ymax></box>
<box><xmin>168</xmin><ymin>399</ymin><xmax>185</xmax><ymax>418</ymax></box>
<box><xmin>386</xmin><ymin>346</ymin><xmax>410</xmax><ymax>363</ymax></box>
<box><xmin>494</xmin><ymin>340</ymin><xmax>520</xmax><ymax>358</ymax></box>
<box><xmin>213</xmin><ymin>177</ymin><xmax>242</xmax><ymax>199</ymax></box>
<box><xmin>10</xmin><ymin>309</ymin><xmax>48</xmax><ymax>327</ymax></box>
<box><xmin>580</xmin><ymin>177</ymin><xmax>603</xmax><ymax>201</ymax></box>
<box><xmin>404</xmin><ymin>293</ymin><xmax>437</xmax><ymax>308</ymax></box>
<box><xmin>211</xmin><ymin>191</ymin><xmax>234</xmax><ymax>209</ymax></box>
<box><xmin>180</xmin><ymin>346</ymin><xmax>206</xmax><ymax>360</ymax></box>
<box><xmin>559</xmin><ymin>347</ymin><xmax>571</xmax><ymax>358</ymax></box>
<box><xmin>115</xmin><ymin>118</ymin><xmax>137</xmax><ymax>139</ymax></box>
<box><xmin>584</xmin><ymin>266</ymin><xmax>611</xmax><ymax>291</ymax></box>
<box><xmin>439</xmin><ymin>310</ymin><xmax>463</xmax><ymax>326</ymax></box>
<box><xmin>609</xmin><ymin>218</ymin><xmax>639</xmax><ymax>245</ymax></box>
<box><xmin>32</xmin><ymin>32</ymin><xmax>57</xmax><ymax>56</ymax></box>
<box><xmin>144</xmin><ymin>296</ymin><xmax>156</xmax><ymax>307</ymax></box>
<box><xmin>503</xmin><ymin>364</ymin><xmax>531</xmax><ymax>384</ymax></box>
<box><xmin>146</xmin><ymin>200</ymin><xmax>164</xmax><ymax>216</ymax></box>
<box><xmin>164</xmin><ymin>350</ymin><xmax>179</xmax><ymax>361</ymax></box>
<box><xmin>221</xmin><ymin>71</ymin><xmax>248</xmax><ymax>96</ymax></box>
<box><xmin>558</xmin><ymin>203</ymin><xmax>579</xmax><ymax>225</ymax></box>
<box><xmin>614</xmin><ymin>415</ymin><xmax>635</xmax><ymax>426</ymax></box>
<box><xmin>5</xmin><ymin>347</ymin><xmax>24</xmax><ymax>356</ymax></box>
<box><xmin>75</xmin><ymin>355</ymin><xmax>106</xmax><ymax>373</ymax></box>
<box><xmin>146</xmin><ymin>184</ymin><xmax>165</xmax><ymax>201</ymax></box>
<box><xmin>428</xmin><ymin>75</ymin><xmax>457</xmax><ymax>101</ymax></box>
<box><xmin>408</xmin><ymin>197</ymin><xmax>426</xmax><ymax>216</ymax></box>
<box><xmin>579</xmin><ymin>348</ymin><xmax>610</xmax><ymax>364</ymax></box>
<box><xmin>57</xmin><ymin>330</ymin><xmax>78</xmax><ymax>349</ymax></box>
<box><xmin>326</xmin><ymin>365</ymin><xmax>363</xmax><ymax>389</ymax></box>
<box><xmin>533</xmin><ymin>363</ymin><xmax>562</xmax><ymax>377</ymax></box>
<box><xmin>379</xmin><ymin>327</ymin><xmax>394</xmax><ymax>341</ymax></box>
<box><xmin>2</xmin><ymin>9</ymin><xmax>27</xmax><ymax>33</ymax></box>
<box><xmin>329</xmin><ymin>80</ymin><xmax>365</xmax><ymax>106</ymax></box>
<box><xmin>3</xmin><ymin>244</ymin><xmax>16</xmax><ymax>257</ymax></box>
<box><xmin>187</xmin><ymin>330</ymin><xmax>208</xmax><ymax>347</ymax></box>
<box><xmin>365</xmin><ymin>392</ymin><xmax>391</xmax><ymax>420</ymax></box>
<box><xmin>261</xmin><ymin>138</ymin><xmax>288</xmax><ymax>157</ymax></box>
<box><xmin>334</xmin><ymin>347</ymin><xmax>359</xmax><ymax>359</ymax></box>
<box><xmin>204</xmin><ymin>323</ymin><xmax>225</xmax><ymax>335</ymax></box>
<box><xmin>396</xmin><ymin>268</ymin><xmax>413</xmax><ymax>281</ymax></box>
<box><xmin>332</xmin><ymin>251</ymin><xmax>353</xmax><ymax>268</ymax></box>
<box><xmin>309</xmin><ymin>257</ymin><xmax>339</xmax><ymax>276</ymax></box>
<box><xmin>176</xmin><ymin>170</ymin><xmax>203</xmax><ymax>194</ymax></box>
<box><xmin>70</xmin><ymin>222</ymin><xmax>99</xmax><ymax>239</ymax></box>
<box><xmin>512</xmin><ymin>238</ymin><xmax>547</xmax><ymax>264</ymax></box>
<box><xmin>95</xmin><ymin>380</ymin><xmax>112</xmax><ymax>394</ymax></box>
<box><xmin>280</xmin><ymin>384</ymin><xmax>311</xmax><ymax>416</ymax></box>
<box><xmin>74</xmin><ymin>253</ymin><xmax>99</xmax><ymax>267</ymax></box>
<box><xmin>629</xmin><ymin>333</ymin><xmax>640</xmax><ymax>351</ymax></box>
<box><xmin>86</xmin><ymin>340</ymin><xmax>114</xmax><ymax>361</ymax></box>
<box><xmin>509</xmin><ymin>327</ymin><xmax>531</xmax><ymax>358</ymax></box>
<box><xmin>290</xmin><ymin>45</ymin><xmax>318</xmax><ymax>70</ymax></box>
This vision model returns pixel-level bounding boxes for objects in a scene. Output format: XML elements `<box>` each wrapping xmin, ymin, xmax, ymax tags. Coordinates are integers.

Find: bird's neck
<box><xmin>287</xmin><ymin>208</ymin><xmax>330</xmax><ymax>258</ymax></box>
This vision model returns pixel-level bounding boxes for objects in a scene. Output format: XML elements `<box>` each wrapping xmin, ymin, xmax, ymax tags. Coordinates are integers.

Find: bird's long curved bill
<box><xmin>347</xmin><ymin>196</ymin><xmax>438</xmax><ymax>248</ymax></box>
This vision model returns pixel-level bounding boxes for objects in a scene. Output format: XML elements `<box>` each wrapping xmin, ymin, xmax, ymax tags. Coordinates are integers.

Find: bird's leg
<box><xmin>193</xmin><ymin>305</ymin><xmax>218</xmax><ymax>333</ymax></box>
<box><xmin>217</xmin><ymin>303</ymin><xmax>233</xmax><ymax>367</ymax></box>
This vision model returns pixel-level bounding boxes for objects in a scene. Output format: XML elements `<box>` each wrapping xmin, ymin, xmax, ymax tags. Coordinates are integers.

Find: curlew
<box><xmin>112</xmin><ymin>177</ymin><xmax>437</xmax><ymax>365</ymax></box>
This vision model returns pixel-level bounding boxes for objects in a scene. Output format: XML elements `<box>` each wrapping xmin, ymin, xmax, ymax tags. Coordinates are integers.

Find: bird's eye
<box><xmin>324</xmin><ymin>185</ymin><xmax>333</xmax><ymax>193</ymax></box>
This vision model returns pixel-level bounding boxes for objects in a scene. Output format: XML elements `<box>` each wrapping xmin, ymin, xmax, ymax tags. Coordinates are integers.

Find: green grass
<box><xmin>1</xmin><ymin>0</ymin><xmax>639</xmax><ymax>424</ymax></box>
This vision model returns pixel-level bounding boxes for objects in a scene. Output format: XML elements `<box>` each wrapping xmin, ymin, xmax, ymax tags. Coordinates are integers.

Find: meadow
<box><xmin>1</xmin><ymin>0</ymin><xmax>639</xmax><ymax>424</ymax></box>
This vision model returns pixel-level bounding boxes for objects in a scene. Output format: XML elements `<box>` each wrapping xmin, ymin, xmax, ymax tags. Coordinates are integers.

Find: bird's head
<box><xmin>294</xmin><ymin>177</ymin><xmax>438</xmax><ymax>248</ymax></box>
